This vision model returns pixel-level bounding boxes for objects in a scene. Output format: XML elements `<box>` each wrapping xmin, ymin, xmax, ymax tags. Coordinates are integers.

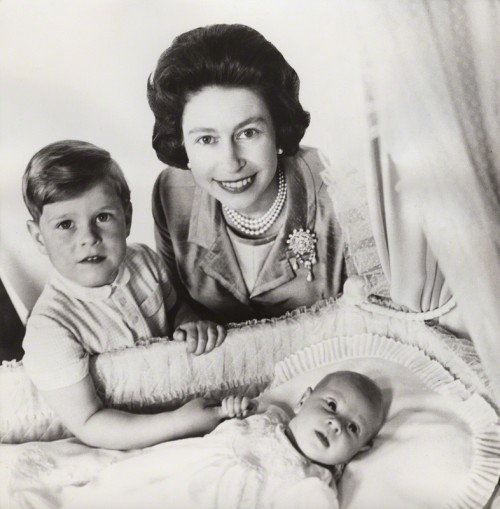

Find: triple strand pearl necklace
<box><xmin>223</xmin><ymin>167</ymin><xmax>287</xmax><ymax>237</ymax></box>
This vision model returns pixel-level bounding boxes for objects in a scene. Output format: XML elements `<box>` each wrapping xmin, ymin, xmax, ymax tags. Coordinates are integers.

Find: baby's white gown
<box><xmin>61</xmin><ymin>406</ymin><xmax>338</xmax><ymax>509</ymax></box>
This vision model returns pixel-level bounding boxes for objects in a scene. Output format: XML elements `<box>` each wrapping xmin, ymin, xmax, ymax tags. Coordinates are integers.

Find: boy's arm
<box><xmin>40</xmin><ymin>374</ymin><xmax>223</xmax><ymax>450</ymax></box>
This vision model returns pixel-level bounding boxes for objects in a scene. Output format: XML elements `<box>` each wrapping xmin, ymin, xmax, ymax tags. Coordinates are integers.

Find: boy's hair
<box><xmin>147</xmin><ymin>23</ymin><xmax>310</xmax><ymax>169</ymax></box>
<box><xmin>23</xmin><ymin>140</ymin><xmax>131</xmax><ymax>222</ymax></box>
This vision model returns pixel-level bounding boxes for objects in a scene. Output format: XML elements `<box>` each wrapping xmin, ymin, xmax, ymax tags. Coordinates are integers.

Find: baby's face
<box><xmin>288</xmin><ymin>373</ymin><xmax>383</xmax><ymax>466</ymax></box>
<box><xmin>32</xmin><ymin>182</ymin><xmax>131</xmax><ymax>287</ymax></box>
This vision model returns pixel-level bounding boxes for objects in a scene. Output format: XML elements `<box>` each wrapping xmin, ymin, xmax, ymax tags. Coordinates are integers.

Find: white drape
<box><xmin>327</xmin><ymin>0</ymin><xmax>500</xmax><ymax>404</ymax></box>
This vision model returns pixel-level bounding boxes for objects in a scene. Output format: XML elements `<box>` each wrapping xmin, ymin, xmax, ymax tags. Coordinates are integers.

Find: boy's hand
<box><xmin>176</xmin><ymin>397</ymin><xmax>224</xmax><ymax>436</ymax></box>
<box><xmin>173</xmin><ymin>320</ymin><xmax>226</xmax><ymax>355</ymax></box>
<box><xmin>219</xmin><ymin>395</ymin><xmax>254</xmax><ymax>419</ymax></box>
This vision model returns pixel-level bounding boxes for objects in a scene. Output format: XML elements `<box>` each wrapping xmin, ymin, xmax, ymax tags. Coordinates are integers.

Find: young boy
<box><xmin>22</xmin><ymin>140</ymin><xmax>226</xmax><ymax>450</ymax></box>
<box><xmin>59</xmin><ymin>370</ymin><xmax>385</xmax><ymax>509</ymax></box>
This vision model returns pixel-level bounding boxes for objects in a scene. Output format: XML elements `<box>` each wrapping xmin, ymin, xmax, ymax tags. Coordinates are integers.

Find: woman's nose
<box><xmin>219</xmin><ymin>140</ymin><xmax>244</xmax><ymax>174</ymax></box>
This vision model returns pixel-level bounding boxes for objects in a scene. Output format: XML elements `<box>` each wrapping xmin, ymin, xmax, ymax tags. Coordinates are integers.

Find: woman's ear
<box><xmin>294</xmin><ymin>387</ymin><xmax>313</xmax><ymax>414</ymax></box>
<box><xmin>124</xmin><ymin>202</ymin><xmax>133</xmax><ymax>236</ymax></box>
<box><xmin>26</xmin><ymin>220</ymin><xmax>47</xmax><ymax>255</ymax></box>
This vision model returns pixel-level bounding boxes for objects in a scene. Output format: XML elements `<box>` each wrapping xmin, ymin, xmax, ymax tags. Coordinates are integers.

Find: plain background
<box><xmin>0</xmin><ymin>0</ymin><xmax>359</xmax><ymax>320</ymax></box>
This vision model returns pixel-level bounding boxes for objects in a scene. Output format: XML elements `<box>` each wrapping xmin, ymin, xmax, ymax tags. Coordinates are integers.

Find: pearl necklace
<box><xmin>223</xmin><ymin>167</ymin><xmax>287</xmax><ymax>236</ymax></box>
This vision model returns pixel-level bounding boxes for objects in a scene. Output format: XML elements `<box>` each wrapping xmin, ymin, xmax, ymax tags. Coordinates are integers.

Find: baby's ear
<box><xmin>27</xmin><ymin>220</ymin><xmax>47</xmax><ymax>255</ymax></box>
<box><xmin>358</xmin><ymin>440</ymin><xmax>374</xmax><ymax>454</ymax></box>
<box><xmin>294</xmin><ymin>387</ymin><xmax>313</xmax><ymax>414</ymax></box>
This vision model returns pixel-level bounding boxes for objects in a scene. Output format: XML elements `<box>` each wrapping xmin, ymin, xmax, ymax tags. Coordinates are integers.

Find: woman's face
<box><xmin>182</xmin><ymin>86</ymin><xmax>279</xmax><ymax>216</ymax></box>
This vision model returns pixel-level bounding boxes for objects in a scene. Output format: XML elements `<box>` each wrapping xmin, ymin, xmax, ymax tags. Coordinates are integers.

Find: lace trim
<box><xmin>320</xmin><ymin>162</ymin><xmax>390</xmax><ymax>297</ymax></box>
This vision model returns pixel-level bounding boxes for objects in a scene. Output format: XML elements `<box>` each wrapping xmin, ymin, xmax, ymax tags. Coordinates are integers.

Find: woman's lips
<box><xmin>216</xmin><ymin>174</ymin><xmax>255</xmax><ymax>193</ymax></box>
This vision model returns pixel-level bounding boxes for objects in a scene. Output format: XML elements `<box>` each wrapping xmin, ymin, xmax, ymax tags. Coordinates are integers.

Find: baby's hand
<box><xmin>173</xmin><ymin>320</ymin><xmax>226</xmax><ymax>355</ymax></box>
<box><xmin>219</xmin><ymin>395</ymin><xmax>255</xmax><ymax>419</ymax></box>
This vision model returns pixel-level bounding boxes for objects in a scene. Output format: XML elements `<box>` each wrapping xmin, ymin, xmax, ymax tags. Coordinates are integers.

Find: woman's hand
<box><xmin>173</xmin><ymin>320</ymin><xmax>226</xmax><ymax>355</ymax></box>
<box><xmin>219</xmin><ymin>395</ymin><xmax>255</xmax><ymax>419</ymax></box>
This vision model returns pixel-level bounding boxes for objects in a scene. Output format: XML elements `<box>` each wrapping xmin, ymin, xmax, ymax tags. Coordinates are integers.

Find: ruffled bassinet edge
<box><xmin>271</xmin><ymin>333</ymin><xmax>500</xmax><ymax>509</ymax></box>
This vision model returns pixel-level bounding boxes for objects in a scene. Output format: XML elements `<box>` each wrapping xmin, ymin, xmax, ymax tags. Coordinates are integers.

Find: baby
<box><xmin>60</xmin><ymin>370</ymin><xmax>385</xmax><ymax>509</ymax></box>
<box><xmin>22</xmin><ymin>140</ymin><xmax>226</xmax><ymax>450</ymax></box>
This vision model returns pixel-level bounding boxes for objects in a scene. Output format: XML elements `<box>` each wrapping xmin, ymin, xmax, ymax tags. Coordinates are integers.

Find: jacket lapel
<box><xmin>188</xmin><ymin>186</ymin><xmax>249</xmax><ymax>304</ymax></box>
<box><xmin>251</xmin><ymin>155</ymin><xmax>316</xmax><ymax>297</ymax></box>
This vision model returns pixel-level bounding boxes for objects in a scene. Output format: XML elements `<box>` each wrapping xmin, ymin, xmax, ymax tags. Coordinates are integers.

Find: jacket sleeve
<box><xmin>151</xmin><ymin>170</ymin><xmax>207</xmax><ymax>321</ymax></box>
<box><xmin>152</xmin><ymin>171</ymin><xmax>180</xmax><ymax>290</ymax></box>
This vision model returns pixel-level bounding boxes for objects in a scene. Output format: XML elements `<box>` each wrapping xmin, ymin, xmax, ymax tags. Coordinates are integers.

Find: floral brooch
<box><xmin>286</xmin><ymin>228</ymin><xmax>317</xmax><ymax>282</ymax></box>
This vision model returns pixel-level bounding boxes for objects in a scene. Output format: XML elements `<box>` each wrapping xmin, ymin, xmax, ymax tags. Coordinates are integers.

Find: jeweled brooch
<box><xmin>286</xmin><ymin>228</ymin><xmax>317</xmax><ymax>282</ymax></box>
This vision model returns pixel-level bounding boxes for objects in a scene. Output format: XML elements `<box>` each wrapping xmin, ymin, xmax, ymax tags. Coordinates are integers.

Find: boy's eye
<box><xmin>197</xmin><ymin>135</ymin><xmax>216</xmax><ymax>145</ymax></box>
<box><xmin>96</xmin><ymin>213</ymin><xmax>111</xmax><ymax>223</ymax></box>
<box><xmin>56</xmin><ymin>220</ymin><xmax>73</xmax><ymax>230</ymax></box>
<box><xmin>347</xmin><ymin>422</ymin><xmax>359</xmax><ymax>434</ymax></box>
<box><xmin>237</xmin><ymin>128</ymin><xmax>259</xmax><ymax>140</ymax></box>
<box><xmin>327</xmin><ymin>400</ymin><xmax>337</xmax><ymax>412</ymax></box>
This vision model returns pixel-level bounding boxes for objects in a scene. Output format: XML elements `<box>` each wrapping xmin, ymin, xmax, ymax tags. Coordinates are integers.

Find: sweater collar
<box><xmin>51</xmin><ymin>262</ymin><xmax>130</xmax><ymax>301</ymax></box>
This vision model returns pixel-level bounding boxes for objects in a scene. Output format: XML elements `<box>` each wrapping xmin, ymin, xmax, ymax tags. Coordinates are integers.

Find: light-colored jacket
<box><xmin>152</xmin><ymin>147</ymin><xmax>345</xmax><ymax>323</ymax></box>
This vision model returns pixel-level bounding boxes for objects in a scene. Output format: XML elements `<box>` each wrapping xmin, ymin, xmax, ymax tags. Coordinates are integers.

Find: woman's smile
<box><xmin>216</xmin><ymin>174</ymin><xmax>256</xmax><ymax>193</ymax></box>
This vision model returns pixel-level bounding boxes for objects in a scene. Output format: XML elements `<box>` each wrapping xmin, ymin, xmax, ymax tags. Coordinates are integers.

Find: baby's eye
<box><xmin>347</xmin><ymin>422</ymin><xmax>359</xmax><ymax>434</ymax></box>
<box><xmin>56</xmin><ymin>220</ymin><xmax>73</xmax><ymax>230</ymax></box>
<box><xmin>237</xmin><ymin>128</ymin><xmax>259</xmax><ymax>140</ymax></box>
<box><xmin>327</xmin><ymin>400</ymin><xmax>337</xmax><ymax>412</ymax></box>
<box><xmin>197</xmin><ymin>135</ymin><xmax>216</xmax><ymax>145</ymax></box>
<box><xmin>96</xmin><ymin>213</ymin><xmax>111</xmax><ymax>223</ymax></box>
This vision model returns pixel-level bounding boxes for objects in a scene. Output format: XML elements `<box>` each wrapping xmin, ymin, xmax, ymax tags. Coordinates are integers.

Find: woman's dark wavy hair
<box><xmin>147</xmin><ymin>24</ymin><xmax>310</xmax><ymax>169</ymax></box>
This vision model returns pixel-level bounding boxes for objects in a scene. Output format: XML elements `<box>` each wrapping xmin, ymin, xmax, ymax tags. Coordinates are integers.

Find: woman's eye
<box><xmin>347</xmin><ymin>422</ymin><xmax>359</xmax><ymax>434</ymax></box>
<box><xmin>56</xmin><ymin>220</ymin><xmax>73</xmax><ymax>230</ymax></box>
<box><xmin>327</xmin><ymin>400</ymin><xmax>337</xmax><ymax>412</ymax></box>
<box><xmin>197</xmin><ymin>135</ymin><xmax>216</xmax><ymax>145</ymax></box>
<box><xmin>238</xmin><ymin>128</ymin><xmax>259</xmax><ymax>139</ymax></box>
<box><xmin>96</xmin><ymin>213</ymin><xmax>111</xmax><ymax>223</ymax></box>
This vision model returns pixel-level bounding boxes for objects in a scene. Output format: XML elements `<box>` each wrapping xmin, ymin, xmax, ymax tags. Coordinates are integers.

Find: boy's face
<box><xmin>28</xmin><ymin>182</ymin><xmax>131</xmax><ymax>288</ymax></box>
<box><xmin>288</xmin><ymin>373</ymin><xmax>383</xmax><ymax>466</ymax></box>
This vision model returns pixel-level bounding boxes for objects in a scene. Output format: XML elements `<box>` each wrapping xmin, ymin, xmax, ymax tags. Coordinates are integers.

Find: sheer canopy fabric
<box><xmin>327</xmin><ymin>0</ymin><xmax>500</xmax><ymax>404</ymax></box>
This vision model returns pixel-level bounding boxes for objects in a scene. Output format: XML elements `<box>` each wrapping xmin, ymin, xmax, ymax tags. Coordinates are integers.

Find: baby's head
<box><xmin>23</xmin><ymin>140</ymin><xmax>132</xmax><ymax>288</ymax></box>
<box><xmin>288</xmin><ymin>370</ymin><xmax>384</xmax><ymax>467</ymax></box>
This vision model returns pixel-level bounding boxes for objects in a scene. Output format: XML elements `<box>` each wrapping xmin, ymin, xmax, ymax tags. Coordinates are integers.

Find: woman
<box><xmin>148</xmin><ymin>24</ymin><xmax>345</xmax><ymax>323</ymax></box>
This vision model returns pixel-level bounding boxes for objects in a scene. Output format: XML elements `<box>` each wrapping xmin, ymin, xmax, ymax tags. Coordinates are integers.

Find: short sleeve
<box><xmin>22</xmin><ymin>313</ymin><xmax>89</xmax><ymax>391</ymax></box>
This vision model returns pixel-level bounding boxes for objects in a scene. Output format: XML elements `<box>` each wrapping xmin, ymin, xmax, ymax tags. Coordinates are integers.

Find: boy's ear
<box><xmin>26</xmin><ymin>220</ymin><xmax>47</xmax><ymax>255</ymax></box>
<box><xmin>294</xmin><ymin>387</ymin><xmax>313</xmax><ymax>414</ymax></box>
<box><xmin>124</xmin><ymin>202</ymin><xmax>133</xmax><ymax>236</ymax></box>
